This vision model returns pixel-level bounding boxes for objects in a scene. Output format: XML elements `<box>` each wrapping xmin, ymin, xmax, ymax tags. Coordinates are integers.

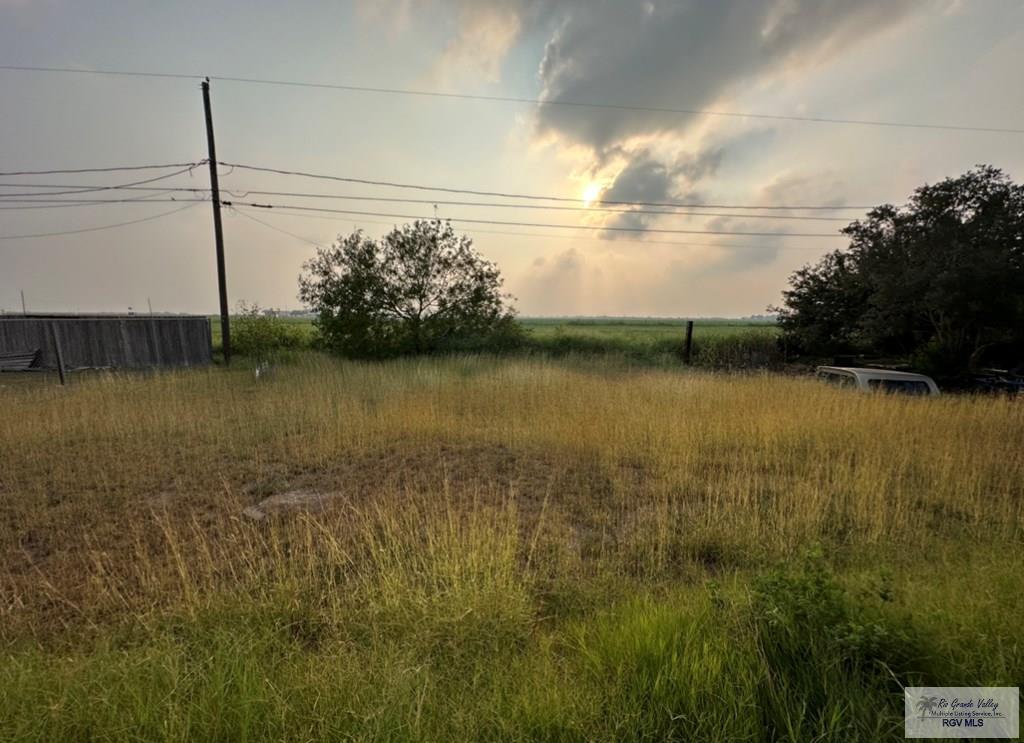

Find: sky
<box><xmin>1</xmin><ymin>0</ymin><xmax>1022</xmax><ymax>317</ymax></box>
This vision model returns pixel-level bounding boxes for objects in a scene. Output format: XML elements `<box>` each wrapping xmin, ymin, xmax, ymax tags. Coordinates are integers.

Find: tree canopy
<box><xmin>298</xmin><ymin>219</ymin><xmax>522</xmax><ymax>358</ymax></box>
<box><xmin>775</xmin><ymin>166</ymin><xmax>1024</xmax><ymax>375</ymax></box>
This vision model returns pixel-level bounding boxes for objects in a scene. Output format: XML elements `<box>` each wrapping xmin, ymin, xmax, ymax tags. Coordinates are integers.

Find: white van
<box><xmin>815</xmin><ymin>366</ymin><xmax>940</xmax><ymax>396</ymax></box>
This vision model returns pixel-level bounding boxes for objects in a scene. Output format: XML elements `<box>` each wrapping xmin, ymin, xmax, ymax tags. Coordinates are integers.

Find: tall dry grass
<box><xmin>0</xmin><ymin>355</ymin><xmax>1021</xmax><ymax>740</ymax></box>
<box><xmin>1</xmin><ymin>354</ymin><xmax>1021</xmax><ymax>634</ymax></box>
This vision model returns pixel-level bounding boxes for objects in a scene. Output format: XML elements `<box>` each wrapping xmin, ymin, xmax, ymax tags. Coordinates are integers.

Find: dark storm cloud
<box><xmin>432</xmin><ymin>0</ymin><xmax>920</xmax><ymax>238</ymax></box>
<box><xmin>600</xmin><ymin>148</ymin><xmax>723</xmax><ymax>231</ymax></box>
<box><xmin>423</xmin><ymin>0</ymin><xmax>921</xmax><ymax>172</ymax></box>
<box><xmin>417</xmin><ymin>0</ymin><xmax>923</xmax><ymax>271</ymax></box>
<box><xmin>531</xmin><ymin>0</ymin><xmax>921</xmax><ymax>152</ymax></box>
<box><xmin>603</xmin><ymin>153</ymin><xmax>674</xmax><ymax>204</ymax></box>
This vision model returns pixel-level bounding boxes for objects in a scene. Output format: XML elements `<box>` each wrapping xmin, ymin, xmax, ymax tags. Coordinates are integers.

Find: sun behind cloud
<box><xmin>581</xmin><ymin>182</ymin><xmax>604</xmax><ymax>206</ymax></box>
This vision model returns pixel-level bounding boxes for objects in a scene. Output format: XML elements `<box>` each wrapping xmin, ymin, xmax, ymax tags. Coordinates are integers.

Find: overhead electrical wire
<box><xmin>0</xmin><ymin>160</ymin><xmax>204</xmax><ymax>177</ymax></box>
<box><xmin>0</xmin><ymin>181</ymin><xmax>860</xmax><ymax>220</ymax></box>
<box><xmin>0</xmin><ymin>183</ymin><xmax>193</xmax><ymax>191</ymax></box>
<box><xmin>0</xmin><ymin>195</ymin><xmax>207</xmax><ymax>211</ymax></box>
<box><xmin>222</xmin><ymin>200</ymin><xmax>843</xmax><ymax>238</ymax></box>
<box><xmin>0</xmin><ymin>65</ymin><xmax>196</xmax><ymax>82</ymax></box>
<box><xmin>218</xmin><ymin>162</ymin><xmax>874</xmax><ymax>211</ymax></box>
<box><xmin>229</xmin><ymin>206</ymin><xmax>322</xmax><ymax>246</ymax></box>
<box><xmin>0</xmin><ymin>183</ymin><xmax>208</xmax><ymax>196</ymax></box>
<box><xmin>233</xmin><ymin>203</ymin><xmax>826</xmax><ymax>251</ymax></box>
<box><xmin>0</xmin><ymin>202</ymin><xmax>201</xmax><ymax>240</ymax></box>
<box><xmin>221</xmin><ymin>189</ymin><xmax>853</xmax><ymax>222</ymax></box>
<box><xmin>1</xmin><ymin>65</ymin><xmax>1020</xmax><ymax>135</ymax></box>
<box><xmin>0</xmin><ymin>165</ymin><xmax>204</xmax><ymax>198</ymax></box>
<box><xmin>209</xmin><ymin>76</ymin><xmax>1024</xmax><ymax>135</ymax></box>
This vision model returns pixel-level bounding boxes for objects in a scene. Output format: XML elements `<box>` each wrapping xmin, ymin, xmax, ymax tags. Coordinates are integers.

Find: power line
<box><xmin>0</xmin><ymin>181</ymin><xmax>860</xmax><ymax>220</ymax></box>
<box><xmin>0</xmin><ymin>183</ymin><xmax>208</xmax><ymax>195</ymax></box>
<box><xmin>229</xmin><ymin>207</ymin><xmax>322</xmax><ymax>246</ymax></box>
<box><xmin>222</xmin><ymin>200</ymin><xmax>842</xmax><ymax>238</ymax></box>
<box><xmin>0</xmin><ymin>65</ymin><xmax>196</xmax><ymax>81</ymax></box>
<box><xmin>210</xmin><ymin>76</ymin><xmax>1024</xmax><ymax>136</ymax></box>
<box><xmin>2</xmin><ymin>64</ymin><xmax>1020</xmax><ymax>135</ymax></box>
<box><xmin>0</xmin><ymin>203</ymin><xmax>200</xmax><ymax>240</ymax></box>
<box><xmin>219</xmin><ymin>162</ymin><xmax>873</xmax><ymax>211</ymax></box>
<box><xmin>0</xmin><ymin>196</ymin><xmax>206</xmax><ymax>211</ymax></box>
<box><xmin>0</xmin><ymin>165</ymin><xmax>204</xmax><ymax>198</ymax></box>
<box><xmin>0</xmin><ymin>160</ymin><xmax>204</xmax><ymax>177</ymax></box>
<box><xmin>234</xmin><ymin>204</ymin><xmax>826</xmax><ymax>251</ymax></box>
<box><xmin>220</xmin><ymin>188</ymin><xmax>853</xmax><ymax>222</ymax></box>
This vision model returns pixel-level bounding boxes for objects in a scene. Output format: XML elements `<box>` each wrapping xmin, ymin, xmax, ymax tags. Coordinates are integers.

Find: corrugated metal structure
<box><xmin>0</xmin><ymin>349</ymin><xmax>40</xmax><ymax>371</ymax></box>
<box><xmin>0</xmin><ymin>315</ymin><xmax>212</xmax><ymax>370</ymax></box>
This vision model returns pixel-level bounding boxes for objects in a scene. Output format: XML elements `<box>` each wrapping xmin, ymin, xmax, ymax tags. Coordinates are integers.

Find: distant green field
<box><xmin>518</xmin><ymin>318</ymin><xmax>780</xmax><ymax>365</ymax></box>
<box><xmin>212</xmin><ymin>316</ymin><xmax>778</xmax><ymax>353</ymax></box>
<box><xmin>520</xmin><ymin>318</ymin><xmax>777</xmax><ymax>341</ymax></box>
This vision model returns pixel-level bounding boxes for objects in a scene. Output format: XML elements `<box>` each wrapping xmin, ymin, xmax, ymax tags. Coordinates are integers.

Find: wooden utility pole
<box><xmin>49</xmin><ymin>322</ymin><xmax>66</xmax><ymax>386</ymax></box>
<box><xmin>201</xmin><ymin>78</ymin><xmax>231</xmax><ymax>365</ymax></box>
<box><xmin>683</xmin><ymin>320</ymin><xmax>694</xmax><ymax>364</ymax></box>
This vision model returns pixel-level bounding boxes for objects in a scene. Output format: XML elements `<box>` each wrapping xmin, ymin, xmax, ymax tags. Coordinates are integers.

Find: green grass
<box><xmin>520</xmin><ymin>319</ymin><xmax>776</xmax><ymax>344</ymax></box>
<box><xmin>211</xmin><ymin>316</ymin><xmax>782</xmax><ymax>366</ymax></box>
<box><xmin>3</xmin><ymin>553</ymin><xmax>1019</xmax><ymax>741</ymax></box>
<box><xmin>519</xmin><ymin>318</ymin><xmax>780</xmax><ymax>365</ymax></box>
<box><xmin>1</xmin><ymin>354</ymin><xmax>1020</xmax><ymax>740</ymax></box>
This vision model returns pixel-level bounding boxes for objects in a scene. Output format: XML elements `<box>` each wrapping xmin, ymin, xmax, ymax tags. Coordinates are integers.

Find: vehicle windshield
<box><xmin>867</xmin><ymin>378</ymin><xmax>931</xmax><ymax>395</ymax></box>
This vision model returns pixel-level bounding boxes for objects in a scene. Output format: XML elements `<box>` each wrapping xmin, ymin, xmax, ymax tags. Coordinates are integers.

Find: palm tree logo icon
<box><xmin>916</xmin><ymin>696</ymin><xmax>940</xmax><ymax>719</ymax></box>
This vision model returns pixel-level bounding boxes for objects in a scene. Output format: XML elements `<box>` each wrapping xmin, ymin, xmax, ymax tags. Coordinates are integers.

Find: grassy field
<box><xmin>1</xmin><ymin>355</ymin><xmax>1021</xmax><ymax>740</ymax></box>
<box><xmin>520</xmin><ymin>316</ymin><xmax>776</xmax><ymax>336</ymax></box>
<box><xmin>214</xmin><ymin>315</ymin><xmax>782</xmax><ymax>365</ymax></box>
<box><xmin>520</xmin><ymin>318</ymin><xmax>780</xmax><ymax>365</ymax></box>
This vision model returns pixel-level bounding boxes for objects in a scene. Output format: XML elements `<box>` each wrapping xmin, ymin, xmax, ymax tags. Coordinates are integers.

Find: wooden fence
<box><xmin>0</xmin><ymin>315</ymin><xmax>212</xmax><ymax>370</ymax></box>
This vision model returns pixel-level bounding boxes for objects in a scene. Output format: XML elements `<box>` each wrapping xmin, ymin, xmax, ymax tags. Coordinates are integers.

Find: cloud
<box><xmin>395</xmin><ymin>1</ymin><xmax>921</xmax><ymax>157</ymax></box>
<box><xmin>431</xmin><ymin>4</ymin><xmax>522</xmax><ymax>86</ymax></box>
<box><xmin>598</xmin><ymin>148</ymin><xmax>722</xmax><ymax>231</ymax></box>
<box><xmin>692</xmin><ymin>169</ymin><xmax>851</xmax><ymax>272</ymax></box>
<box><xmin>412</xmin><ymin>0</ymin><xmax>920</xmax><ymax>241</ymax></box>
<box><xmin>354</xmin><ymin>0</ymin><xmax>417</xmax><ymax>37</ymax></box>
<box><xmin>757</xmin><ymin>170</ymin><xmax>850</xmax><ymax>210</ymax></box>
<box><xmin>519</xmin><ymin>248</ymin><xmax>591</xmax><ymax>310</ymax></box>
<box><xmin>515</xmin><ymin>239</ymin><xmax>785</xmax><ymax>316</ymax></box>
<box><xmin>532</xmin><ymin>0</ymin><xmax>921</xmax><ymax>153</ymax></box>
<box><xmin>409</xmin><ymin>0</ymin><xmax>926</xmax><ymax>308</ymax></box>
<box><xmin>602</xmin><ymin>152</ymin><xmax>676</xmax><ymax>230</ymax></box>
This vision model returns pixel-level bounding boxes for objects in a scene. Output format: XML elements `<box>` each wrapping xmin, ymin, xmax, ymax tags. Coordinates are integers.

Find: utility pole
<box><xmin>20</xmin><ymin>290</ymin><xmax>26</xmax><ymax>315</ymax></box>
<box><xmin>683</xmin><ymin>320</ymin><xmax>694</xmax><ymax>364</ymax></box>
<box><xmin>201</xmin><ymin>78</ymin><xmax>231</xmax><ymax>365</ymax></box>
<box><xmin>49</xmin><ymin>322</ymin><xmax>66</xmax><ymax>386</ymax></box>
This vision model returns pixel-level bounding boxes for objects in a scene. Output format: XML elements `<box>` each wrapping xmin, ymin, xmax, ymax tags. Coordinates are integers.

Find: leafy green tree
<box><xmin>775</xmin><ymin>250</ymin><xmax>870</xmax><ymax>355</ymax></box>
<box><xmin>298</xmin><ymin>219</ymin><xmax>522</xmax><ymax>358</ymax></box>
<box><xmin>775</xmin><ymin>166</ymin><xmax>1024</xmax><ymax>374</ymax></box>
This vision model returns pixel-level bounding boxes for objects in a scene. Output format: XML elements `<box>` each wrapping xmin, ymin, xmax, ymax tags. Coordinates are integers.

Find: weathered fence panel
<box><xmin>0</xmin><ymin>315</ymin><xmax>212</xmax><ymax>369</ymax></box>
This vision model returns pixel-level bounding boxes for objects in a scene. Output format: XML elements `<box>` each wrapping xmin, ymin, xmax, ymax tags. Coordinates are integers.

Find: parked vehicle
<box><xmin>815</xmin><ymin>366</ymin><xmax>940</xmax><ymax>396</ymax></box>
<box><xmin>972</xmin><ymin>369</ymin><xmax>1024</xmax><ymax>396</ymax></box>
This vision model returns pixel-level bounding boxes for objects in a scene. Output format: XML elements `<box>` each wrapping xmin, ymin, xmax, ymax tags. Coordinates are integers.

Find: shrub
<box><xmin>749</xmin><ymin>552</ymin><xmax>931</xmax><ymax>739</ymax></box>
<box><xmin>692</xmin><ymin>330</ymin><xmax>783</xmax><ymax>367</ymax></box>
<box><xmin>231</xmin><ymin>302</ymin><xmax>306</xmax><ymax>360</ymax></box>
